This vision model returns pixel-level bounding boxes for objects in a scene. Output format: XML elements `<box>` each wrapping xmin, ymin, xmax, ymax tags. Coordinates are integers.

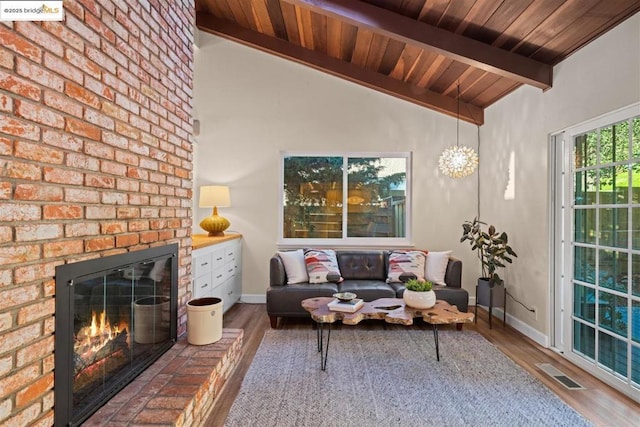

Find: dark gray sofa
<box><xmin>267</xmin><ymin>250</ymin><xmax>468</xmax><ymax>328</ymax></box>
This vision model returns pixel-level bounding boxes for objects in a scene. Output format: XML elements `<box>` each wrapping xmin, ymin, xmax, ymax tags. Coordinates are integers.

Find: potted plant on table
<box><xmin>403</xmin><ymin>278</ymin><xmax>436</xmax><ymax>309</ymax></box>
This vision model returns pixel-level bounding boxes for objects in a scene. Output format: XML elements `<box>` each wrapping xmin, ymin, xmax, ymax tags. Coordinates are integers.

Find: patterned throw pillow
<box><xmin>386</xmin><ymin>250</ymin><xmax>427</xmax><ymax>283</ymax></box>
<box><xmin>304</xmin><ymin>249</ymin><xmax>343</xmax><ymax>284</ymax></box>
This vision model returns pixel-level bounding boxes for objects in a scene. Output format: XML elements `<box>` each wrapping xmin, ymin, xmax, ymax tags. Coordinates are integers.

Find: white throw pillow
<box><xmin>277</xmin><ymin>250</ymin><xmax>309</xmax><ymax>284</ymax></box>
<box><xmin>425</xmin><ymin>250</ymin><xmax>452</xmax><ymax>285</ymax></box>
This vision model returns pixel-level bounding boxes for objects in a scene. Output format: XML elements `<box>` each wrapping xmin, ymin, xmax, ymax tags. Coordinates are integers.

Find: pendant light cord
<box><xmin>477</xmin><ymin>124</ymin><xmax>481</xmax><ymax>220</ymax></box>
<box><xmin>456</xmin><ymin>83</ymin><xmax>460</xmax><ymax>148</ymax></box>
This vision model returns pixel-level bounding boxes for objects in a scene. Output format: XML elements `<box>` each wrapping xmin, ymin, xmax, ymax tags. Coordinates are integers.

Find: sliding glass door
<box><xmin>557</xmin><ymin>106</ymin><xmax>640</xmax><ymax>401</ymax></box>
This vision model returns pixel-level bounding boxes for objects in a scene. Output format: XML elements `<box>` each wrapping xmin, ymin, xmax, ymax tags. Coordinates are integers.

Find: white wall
<box><xmin>481</xmin><ymin>13</ymin><xmax>640</xmax><ymax>340</ymax></box>
<box><xmin>193</xmin><ymin>33</ymin><xmax>482</xmax><ymax>300</ymax></box>
<box><xmin>194</xmin><ymin>11</ymin><xmax>639</xmax><ymax>341</ymax></box>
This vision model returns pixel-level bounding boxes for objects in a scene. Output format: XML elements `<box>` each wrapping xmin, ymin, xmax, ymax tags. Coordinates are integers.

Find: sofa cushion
<box><xmin>304</xmin><ymin>249</ymin><xmax>343</xmax><ymax>283</ymax></box>
<box><xmin>336</xmin><ymin>251</ymin><xmax>385</xmax><ymax>280</ymax></box>
<box><xmin>277</xmin><ymin>249</ymin><xmax>309</xmax><ymax>284</ymax></box>
<box><xmin>337</xmin><ymin>280</ymin><xmax>396</xmax><ymax>301</ymax></box>
<box><xmin>431</xmin><ymin>285</ymin><xmax>468</xmax><ymax>312</ymax></box>
<box><xmin>425</xmin><ymin>250</ymin><xmax>452</xmax><ymax>285</ymax></box>
<box><xmin>267</xmin><ymin>283</ymin><xmax>339</xmax><ymax>316</ymax></box>
<box><xmin>386</xmin><ymin>250</ymin><xmax>427</xmax><ymax>283</ymax></box>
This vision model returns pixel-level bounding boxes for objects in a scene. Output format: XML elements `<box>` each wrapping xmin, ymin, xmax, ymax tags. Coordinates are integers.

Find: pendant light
<box><xmin>438</xmin><ymin>83</ymin><xmax>478</xmax><ymax>178</ymax></box>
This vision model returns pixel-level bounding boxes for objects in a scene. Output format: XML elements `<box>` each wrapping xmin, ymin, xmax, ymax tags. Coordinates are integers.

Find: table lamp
<box><xmin>199</xmin><ymin>185</ymin><xmax>231</xmax><ymax>236</ymax></box>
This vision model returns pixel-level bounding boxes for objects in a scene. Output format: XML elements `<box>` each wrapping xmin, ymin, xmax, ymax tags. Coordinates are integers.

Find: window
<box><xmin>280</xmin><ymin>153</ymin><xmax>411</xmax><ymax>245</ymax></box>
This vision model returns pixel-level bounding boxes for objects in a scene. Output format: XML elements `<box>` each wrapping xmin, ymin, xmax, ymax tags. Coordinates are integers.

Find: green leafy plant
<box><xmin>460</xmin><ymin>217</ymin><xmax>517</xmax><ymax>287</ymax></box>
<box><xmin>405</xmin><ymin>278</ymin><xmax>433</xmax><ymax>292</ymax></box>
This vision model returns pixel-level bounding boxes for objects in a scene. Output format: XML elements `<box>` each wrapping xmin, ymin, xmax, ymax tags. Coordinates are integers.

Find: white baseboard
<box><xmin>474</xmin><ymin>303</ymin><xmax>548</xmax><ymax>348</ymax></box>
<box><xmin>240</xmin><ymin>294</ymin><xmax>267</xmax><ymax>304</ymax></box>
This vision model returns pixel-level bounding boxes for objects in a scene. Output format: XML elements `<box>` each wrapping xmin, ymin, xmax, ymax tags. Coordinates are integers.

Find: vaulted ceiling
<box><xmin>195</xmin><ymin>0</ymin><xmax>640</xmax><ymax>125</ymax></box>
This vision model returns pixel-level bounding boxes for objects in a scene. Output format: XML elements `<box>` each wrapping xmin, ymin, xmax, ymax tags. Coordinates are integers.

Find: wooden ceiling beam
<box><xmin>196</xmin><ymin>12</ymin><xmax>484</xmax><ymax>125</ymax></box>
<box><xmin>284</xmin><ymin>0</ymin><xmax>553</xmax><ymax>90</ymax></box>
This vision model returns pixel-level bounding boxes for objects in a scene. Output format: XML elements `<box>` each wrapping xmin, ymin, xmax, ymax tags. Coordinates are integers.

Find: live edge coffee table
<box><xmin>301</xmin><ymin>297</ymin><xmax>474</xmax><ymax>371</ymax></box>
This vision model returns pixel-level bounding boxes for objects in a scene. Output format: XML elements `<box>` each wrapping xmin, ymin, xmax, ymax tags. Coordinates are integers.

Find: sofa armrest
<box><xmin>270</xmin><ymin>255</ymin><xmax>287</xmax><ymax>286</ymax></box>
<box><xmin>444</xmin><ymin>257</ymin><xmax>462</xmax><ymax>288</ymax></box>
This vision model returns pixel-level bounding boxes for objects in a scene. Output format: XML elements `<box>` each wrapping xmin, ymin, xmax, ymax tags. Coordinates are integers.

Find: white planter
<box><xmin>187</xmin><ymin>297</ymin><xmax>223</xmax><ymax>345</ymax></box>
<box><xmin>403</xmin><ymin>289</ymin><xmax>436</xmax><ymax>309</ymax></box>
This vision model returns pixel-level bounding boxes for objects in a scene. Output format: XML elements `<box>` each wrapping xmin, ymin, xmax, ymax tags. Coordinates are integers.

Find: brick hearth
<box><xmin>84</xmin><ymin>329</ymin><xmax>242</xmax><ymax>427</ymax></box>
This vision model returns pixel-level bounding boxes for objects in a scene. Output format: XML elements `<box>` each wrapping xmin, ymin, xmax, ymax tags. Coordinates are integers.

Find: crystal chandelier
<box><xmin>438</xmin><ymin>83</ymin><xmax>478</xmax><ymax>178</ymax></box>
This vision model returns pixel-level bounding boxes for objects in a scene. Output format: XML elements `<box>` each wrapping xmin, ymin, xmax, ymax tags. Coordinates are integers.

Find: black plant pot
<box><xmin>475</xmin><ymin>278</ymin><xmax>506</xmax><ymax>329</ymax></box>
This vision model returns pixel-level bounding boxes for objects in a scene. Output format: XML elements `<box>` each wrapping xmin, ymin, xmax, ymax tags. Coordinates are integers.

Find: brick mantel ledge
<box><xmin>83</xmin><ymin>329</ymin><xmax>243</xmax><ymax>426</ymax></box>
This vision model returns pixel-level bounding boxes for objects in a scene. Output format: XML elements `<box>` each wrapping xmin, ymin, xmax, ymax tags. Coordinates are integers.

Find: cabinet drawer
<box><xmin>212</xmin><ymin>266</ymin><xmax>226</xmax><ymax>286</ymax></box>
<box><xmin>193</xmin><ymin>274</ymin><xmax>213</xmax><ymax>299</ymax></box>
<box><xmin>212</xmin><ymin>248</ymin><xmax>225</xmax><ymax>269</ymax></box>
<box><xmin>224</xmin><ymin>264</ymin><xmax>235</xmax><ymax>281</ymax></box>
<box><xmin>193</xmin><ymin>253</ymin><xmax>213</xmax><ymax>277</ymax></box>
<box><xmin>224</xmin><ymin>247</ymin><xmax>236</xmax><ymax>263</ymax></box>
<box><xmin>223</xmin><ymin>279</ymin><xmax>238</xmax><ymax>304</ymax></box>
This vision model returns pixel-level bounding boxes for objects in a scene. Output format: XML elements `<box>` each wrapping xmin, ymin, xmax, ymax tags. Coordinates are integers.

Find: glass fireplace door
<box><xmin>55</xmin><ymin>244</ymin><xmax>178</xmax><ymax>426</ymax></box>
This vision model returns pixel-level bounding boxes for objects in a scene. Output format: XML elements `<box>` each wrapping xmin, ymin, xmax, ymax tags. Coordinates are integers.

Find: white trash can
<box><xmin>186</xmin><ymin>297</ymin><xmax>223</xmax><ymax>345</ymax></box>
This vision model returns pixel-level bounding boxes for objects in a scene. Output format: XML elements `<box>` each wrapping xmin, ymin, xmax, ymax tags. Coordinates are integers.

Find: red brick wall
<box><xmin>0</xmin><ymin>1</ymin><xmax>194</xmax><ymax>425</ymax></box>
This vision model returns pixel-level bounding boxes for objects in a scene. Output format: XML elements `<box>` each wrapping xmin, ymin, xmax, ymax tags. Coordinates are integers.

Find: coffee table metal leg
<box><xmin>432</xmin><ymin>324</ymin><xmax>440</xmax><ymax>361</ymax></box>
<box><xmin>317</xmin><ymin>322</ymin><xmax>331</xmax><ymax>371</ymax></box>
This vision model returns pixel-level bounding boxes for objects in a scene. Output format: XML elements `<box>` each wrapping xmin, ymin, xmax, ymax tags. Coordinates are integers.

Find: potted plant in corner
<box><xmin>403</xmin><ymin>278</ymin><xmax>436</xmax><ymax>309</ymax></box>
<box><xmin>460</xmin><ymin>218</ymin><xmax>517</xmax><ymax>327</ymax></box>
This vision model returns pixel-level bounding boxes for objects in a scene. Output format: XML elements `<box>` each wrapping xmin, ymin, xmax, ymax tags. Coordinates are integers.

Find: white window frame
<box><xmin>278</xmin><ymin>151</ymin><xmax>412</xmax><ymax>247</ymax></box>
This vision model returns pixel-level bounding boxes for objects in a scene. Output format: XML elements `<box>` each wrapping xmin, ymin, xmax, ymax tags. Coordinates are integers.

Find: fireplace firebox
<box><xmin>54</xmin><ymin>244</ymin><xmax>178</xmax><ymax>426</ymax></box>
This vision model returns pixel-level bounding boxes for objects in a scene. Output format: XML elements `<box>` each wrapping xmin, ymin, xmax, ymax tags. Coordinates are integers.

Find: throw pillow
<box><xmin>277</xmin><ymin>249</ymin><xmax>309</xmax><ymax>284</ymax></box>
<box><xmin>386</xmin><ymin>250</ymin><xmax>427</xmax><ymax>283</ymax></box>
<box><xmin>425</xmin><ymin>250</ymin><xmax>452</xmax><ymax>285</ymax></box>
<box><xmin>304</xmin><ymin>249</ymin><xmax>343</xmax><ymax>284</ymax></box>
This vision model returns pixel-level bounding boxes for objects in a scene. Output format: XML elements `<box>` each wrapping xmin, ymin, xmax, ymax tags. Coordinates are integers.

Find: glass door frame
<box><xmin>555</xmin><ymin>103</ymin><xmax>640</xmax><ymax>403</ymax></box>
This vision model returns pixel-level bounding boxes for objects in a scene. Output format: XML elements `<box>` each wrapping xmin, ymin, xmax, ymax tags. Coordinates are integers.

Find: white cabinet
<box><xmin>192</xmin><ymin>236</ymin><xmax>242</xmax><ymax>313</ymax></box>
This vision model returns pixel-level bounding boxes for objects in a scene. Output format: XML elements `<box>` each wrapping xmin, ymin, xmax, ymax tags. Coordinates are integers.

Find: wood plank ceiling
<box><xmin>195</xmin><ymin>0</ymin><xmax>640</xmax><ymax>125</ymax></box>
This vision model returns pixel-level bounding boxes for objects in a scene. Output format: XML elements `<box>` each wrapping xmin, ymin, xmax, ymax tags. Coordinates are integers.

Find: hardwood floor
<box><xmin>205</xmin><ymin>303</ymin><xmax>639</xmax><ymax>427</ymax></box>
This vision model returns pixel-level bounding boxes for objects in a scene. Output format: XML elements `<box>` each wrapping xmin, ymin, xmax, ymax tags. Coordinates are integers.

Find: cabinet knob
<box><xmin>201</xmin><ymin>283</ymin><xmax>209</xmax><ymax>289</ymax></box>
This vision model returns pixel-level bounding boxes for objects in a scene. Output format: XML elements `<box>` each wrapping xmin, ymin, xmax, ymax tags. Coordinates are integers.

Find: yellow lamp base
<box><xmin>199</xmin><ymin>214</ymin><xmax>230</xmax><ymax>237</ymax></box>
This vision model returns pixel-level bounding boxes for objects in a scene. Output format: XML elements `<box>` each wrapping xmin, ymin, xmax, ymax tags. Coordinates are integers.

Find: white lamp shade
<box><xmin>199</xmin><ymin>185</ymin><xmax>230</xmax><ymax>208</ymax></box>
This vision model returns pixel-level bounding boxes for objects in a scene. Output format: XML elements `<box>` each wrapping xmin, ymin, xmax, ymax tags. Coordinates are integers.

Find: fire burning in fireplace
<box><xmin>73</xmin><ymin>311</ymin><xmax>131</xmax><ymax>395</ymax></box>
<box><xmin>74</xmin><ymin>311</ymin><xmax>130</xmax><ymax>370</ymax></box>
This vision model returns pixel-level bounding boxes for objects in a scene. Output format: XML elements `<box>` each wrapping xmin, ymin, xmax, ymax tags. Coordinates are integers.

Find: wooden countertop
<box><xmin>192</xmin><ymin>233</ymin><xmax>242</xmax><ymax>250</ymax></box>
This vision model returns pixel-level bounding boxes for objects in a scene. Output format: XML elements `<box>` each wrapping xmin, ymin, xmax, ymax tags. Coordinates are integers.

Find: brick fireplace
<box><xmin>0</xmin><ymin>1</ymin><xmax>195</xmax><ymax>425</ymax></box>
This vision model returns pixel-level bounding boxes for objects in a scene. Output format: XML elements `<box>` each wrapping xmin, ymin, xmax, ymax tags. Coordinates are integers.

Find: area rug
<box><xmin>224</xmin><ymin>329</ymin><xmax>592</xmax><ymax>426</ymax></box>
